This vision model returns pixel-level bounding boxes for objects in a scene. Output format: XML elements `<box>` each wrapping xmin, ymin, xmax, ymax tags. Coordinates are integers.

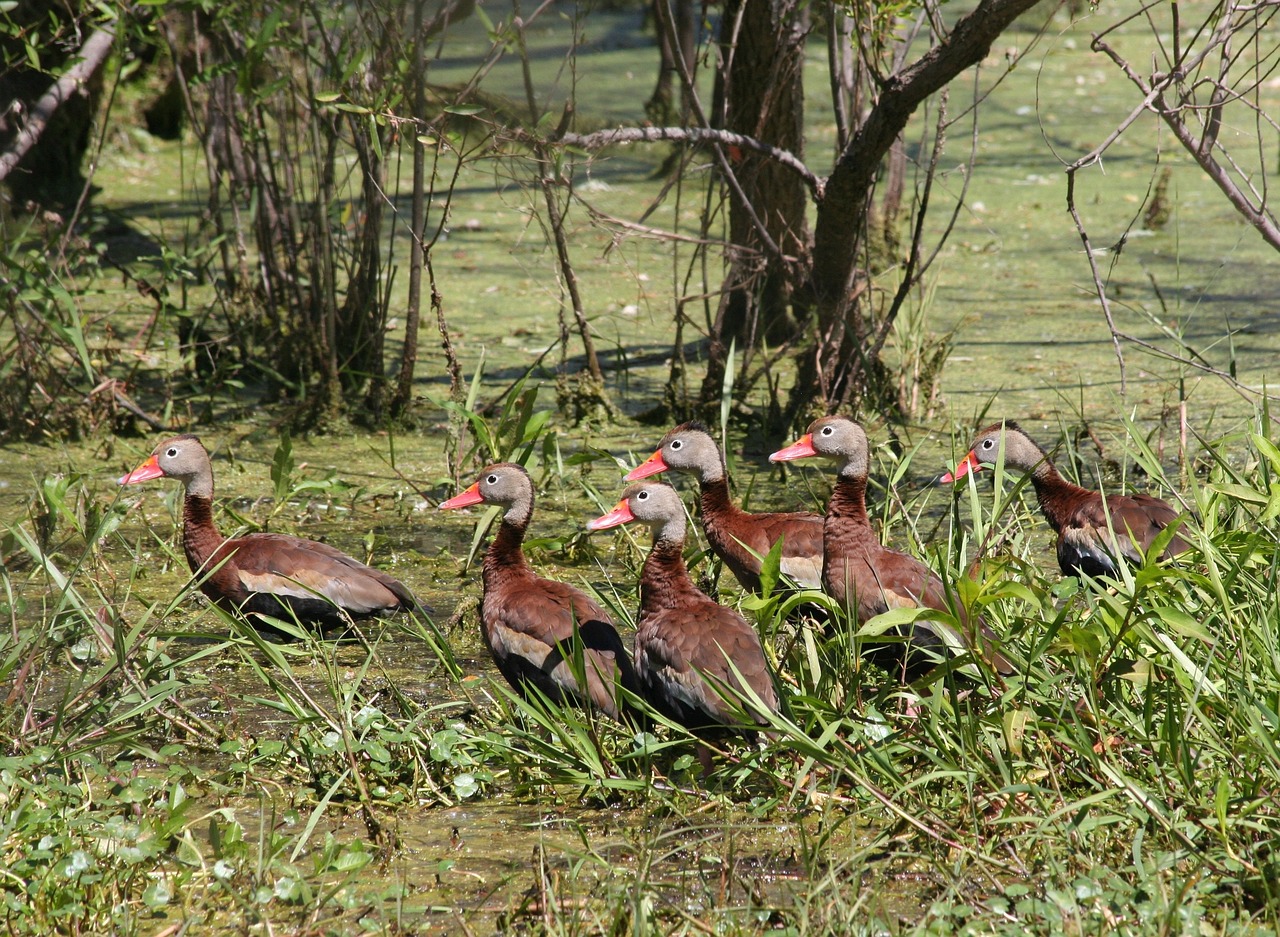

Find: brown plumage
<box><xmin>440</xmin><ymin>463</ymin><xmax>642</xmax><ymax>723</ymax></box>
<box><xmin>627</xmin><ymin>421</ymin><xmax>824</xmax><ymax>592</ymax></box>
<box><xmin>771</xmin><ymin>417</ymin><xmax>1013</xmax><ymax>678</ymax></box>
<box><xmin>944</xmin><ymin>420</ymin><xmax>1190</xmax><ymax>579</ymax></box>
<box><xmin>588</xmin><ymin>482</ymin><xmax>780</xmax><ymax>748</ymax></box>
<box><xmin>119</xmin><ymin>435</ymin><xmax>417</xmax><ymax>627</ymax></box>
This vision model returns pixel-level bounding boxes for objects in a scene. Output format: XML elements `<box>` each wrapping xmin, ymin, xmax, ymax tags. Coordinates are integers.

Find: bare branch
<box><xmin>1087</xmin><ymin>27</ymin><xmax>1280</xmax><ymax>251</ymax></box>
<box><xmin>869</xmin><ymin>90</ymin><xmax>949</xmax><ymax>361</ymax></box>
<box><xmin>0</xmin><ymin>24</ymin><xmax>115</xmax><ymax>184</ymax></box>
<box><xmin>813</xmin><ymin>0</ymin><xmax>1041</xmax><ymax>302</ymax></box>
<box><xmin>1064</xmin><ymin>169</ymin><xmax>1128</xmax><ymax>394</ymax></box>
<box><xmin>555</xmin><ymin>126</ymin><xmax>823</xmax><ymax>200</ymax></box>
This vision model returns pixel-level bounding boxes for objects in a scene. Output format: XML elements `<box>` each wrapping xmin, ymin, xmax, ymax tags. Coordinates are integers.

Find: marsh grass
<box><xmin>2</xmin><ymin>414</ymin><xmax>1280</xmax><ymax>932</ymax></box>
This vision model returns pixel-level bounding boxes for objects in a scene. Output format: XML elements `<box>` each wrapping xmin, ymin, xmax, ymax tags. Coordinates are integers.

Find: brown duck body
<box><xmin>122</xmin><ymin>435</ymin><xmax>417</xmax><ymax>627</ymax></box>
<box><xmin>181</xmin><ymin>497</ymin><xmax>416</xmax><ymax>625</ymax></box>
<box><xmin>628</xmin><ymin>422</ymin><xmax>823</xmax><ymax>591</ymax></box>
<box><xmin>696</xmin><ymin>478</ymin><xmax>824</xmax><ymax>592</ymax></box>
<box><xmin>823</xmin><ymin>475</ymin><xmax>952</xmax><ymax>624</ymax></box>
<box><xmin>824</xmin><ymin>473</ymin><xmax>1011</xmax><ymax>678</ymax></box>
<box><xmin>590</xmin><ymin>482</ymin><xmax>780</xmax><ymax>740</ymax></box>
<box><xmin>1031</xmin><ymin>468</ymin><xmax>1187</xmax><ymax>579</ymax></box>
<box><xmin>948</xmin><ymin>421</ymin><xmax>1189</xmax><ymax>579</ymax></box>
<box><xmin>442</xmin><ymin>463</ymin><xmax>641</xmax><ymax>723</ymax></box>
<box><xmin>772</xmin><ymin>418</ymin><xmax>1013</xmax><ymax>678</ymax></box>
<box><xmin>480</xmin><ymin>520</ymin><xmax>641</xmax><ymax>720</ymax></box>
<box><xmin>635</xmin><ymin>540</ymin><xmax>779</xmax><ymax>735</ymax></box>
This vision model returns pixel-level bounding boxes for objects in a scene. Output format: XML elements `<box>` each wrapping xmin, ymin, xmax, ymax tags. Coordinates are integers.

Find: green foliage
<box><xmin>446</xmin><ymin>362</ymin><xmax>555</xmax><ymax>471</ymax></box>
<box><xmin>248</xmin><ymin>430</ymin><xmax>356</xmax><ymax>529</ymax></box>
<box><xmin>0</xmin><ymin>234</ymin><xmax>112</xmax><ymax>443</ymax></box>
<box><xmin>10</xmin><ymin>417</ymin><xmax>1280</xmax><ymax>931</ymax></box>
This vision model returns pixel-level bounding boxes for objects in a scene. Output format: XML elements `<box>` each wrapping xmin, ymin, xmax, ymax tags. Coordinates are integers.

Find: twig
<box><xmin>555</xmin><ymin>126</ymin><xmax>823</xmax><ymax>199</ymax></box>
<box><xmin>868</xmin><ymin>90</ymin><xmax>949</xmax><ymax>361</ymax></box>
<box><xmin>511</xmin><ymin>8</ymin><xmax>606</xmax><ymax>388</ymax></box>
<box><xmin>103</xmin><ymin>380</ymin><xmax>172</xmax><ymax>432</ymax></box>
<box><xmin>1064</xmin><ymin>168</ymin><xmax>1128</xmax><ymax>394</ymax></box>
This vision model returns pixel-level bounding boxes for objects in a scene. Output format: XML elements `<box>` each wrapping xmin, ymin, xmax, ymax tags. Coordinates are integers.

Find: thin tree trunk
<box><xmin>796</xmin><ymin>0</ymin><xmax>1042</xmax><ymax>415</ymax></box>
<box><xmin>392</xmin><ymin>0</ymin><xmax>428</xmax><ymax>418</ymax></box>
<box><xmin>512</xmin><ymin>2</ymin><xmax>606</xmax><ymax>387</ymax></box>
<box><xmin>540</xmin><ymin>174</ymin><xmax>603</xmax><ymax>383</ymax></box>
<box><xmin>701</xmin><ymin>0</ymin><xmax>809</xmax><ymax>410</ymax></box>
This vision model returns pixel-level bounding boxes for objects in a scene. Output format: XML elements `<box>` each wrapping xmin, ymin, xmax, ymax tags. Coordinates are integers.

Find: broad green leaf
<box><xmin>1152</xmin><ymin>606</ymin><xmax>1211</xmax><ymax>642</ymax></box>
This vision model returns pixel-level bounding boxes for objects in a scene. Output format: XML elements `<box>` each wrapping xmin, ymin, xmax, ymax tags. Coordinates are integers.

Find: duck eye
<box><xmin>166</xmin><ymin>448</ymin><xmax>178</xmax><ymax>457</ymax></box>
<box><xmin>486</xmin><ymin>474</ymin><xmax>498</xmax><ymax>485</ymax></box>
<box><xmin>637</xmin><ymin>490</ymin><xmax>649</xmax><ymax>500</ymax></box>
<box><xmin>981</xmin><ymin>439</ymin><xmax>994</xmax><ymax>450</ymax></box>
<box><xmin>670</xmin><ymin>440</ymin><xmax>682</xmax><ymax>450</ymax></box>
<box><xmin>820</xmin><ymin>426</ymin><xmax>834</xmax><ymax>436</ymax></box>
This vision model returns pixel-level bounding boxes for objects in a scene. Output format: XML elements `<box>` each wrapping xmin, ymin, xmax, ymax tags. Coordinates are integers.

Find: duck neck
<box><xmin>699</xmin><ymin>475</ymin><xmax>739</xmax><ymax>520</ymax></box>
<box><xmin>640</xmin><ymin>537</ymin><xmax>696</xmax><ymax>614</ymax></box>
<box><xmin>828</xmin><ymin>469</ymin><xmax>871</xmax><ymax>527</ymax></box>
<box><xmin>485</xmin><ymin>513</ymin><xmax>530</xmax><ymax>576</ymax></box>
<box><xmin>182</xmin><ymin>493</ymin><xmax>225</xmax><ymax>575</ymax></box>
<box><xmin>697</xmin><ymin>452</ymin><xmax>727</xmax><ymax>486</ymax></box>
<box><xmin>1027</xmin><ymin>461</ymin><xmax>1089</xmax><ymax>533</ymax></box>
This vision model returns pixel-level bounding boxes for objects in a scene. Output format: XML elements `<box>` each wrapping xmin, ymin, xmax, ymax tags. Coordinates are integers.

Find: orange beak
<box><xmin>768</xmin><ymin>433</ymin><xmax>816</xmax><ymax>463</ymax></box>
<box><xmin>625</xmin><ymin>450</ymin><xmax>668</xmax><ymax>481</ymax></box>
<box><xmin>439</xmin><ymin>481</ymin><xmax>483</xmax><ymax>510</ymax></box>
<box><xmin>941</xmin><ymin>450</ymin><xmax>982</xmax><ymax>484</ymax></box>
<box><xmin>119</xmin><ymin>454</ymin><xmax>164</xmax><ymax>485</ymax></box>
<box><xmin>586</xmin><ymin>498</ymin><xmax>635</xmax><ymax>531</ymax></box>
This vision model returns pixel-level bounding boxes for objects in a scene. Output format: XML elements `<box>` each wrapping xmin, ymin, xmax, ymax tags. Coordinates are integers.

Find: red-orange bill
<box><xmin>439</xmin><ymin>481</ymin><xmax>483</xmax><ymax>510</ymax></box>
<box><xmin>941</xmin><ymin>451</ymin><xmax>982</xmax><ymax>484</ymax></box>
<box><xmin>586</xmin><ymin>500</ymin><xmax>635</xmax><ymax>531</ymax></box>
<box><xmin>119</xmin><ymin>455</ymin><xmax>164</xmax><ymax>486</ymax></box>
<box><xmin>768</xmin><ymin>433</ymin><xmax>816</xmax><ymax>463</ymax></box>
<box><xmin>624</xmin><ymin>451</ymin><xmax>667</xmax><ymax>481</ymax></box>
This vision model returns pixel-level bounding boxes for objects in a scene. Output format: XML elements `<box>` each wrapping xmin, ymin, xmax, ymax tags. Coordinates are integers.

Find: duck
<box><xmin>588</xmin><ymin>481</ymin><xmax>780</xmax><ymax>767</ymax></box>
<box><xmin>119</xmin><ymin>435</ymin><xmax>418</xmax><ymax>627</ymax></box>
<box><xmin>770</xmin><ymin>416</ymin><xmax>1013</xmax><ymax>678</ymax></box>
<box><xmin>943</xmin><ymin>420</ymin><xmax>1189</xmax><ymax>579</ymax></box>
<box><xmin>440</xmin><ymin>462</ymin><xmax>642</xmax><ymax>723</ymax></box>
<box><xmin>627</xmin><ymin>421</ymin><xmax>824</xmax><ymax>592</ymax></box>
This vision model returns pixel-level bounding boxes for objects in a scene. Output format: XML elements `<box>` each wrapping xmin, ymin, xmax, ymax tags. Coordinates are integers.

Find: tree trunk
<box><xmin>700</xmin><ymin>0</ymin><xmax>810</xmax><ymax>410</ymax></box>
<box><xmin>793</xmin><ymin>0</ymin><xmax>1043</xmax><ymax>417</ymax></box>
<box><xmin>0</xmin><ymin>24</ymin><xmax>114</xmax><ymax>200</ymax></box>
<box><xmin>391</xmin><ymin>0</ymin><xmax>429</xmax><ymax>420</ymax></box>
<box><xmin>646</xmin><ymin>0</ymin><xmax>697</xmax><ymax>125</ymax></box>
<box><xmin>0</xmin><ymin>3</ymin><xmax>110</xmax><ymax>209</ymax></box>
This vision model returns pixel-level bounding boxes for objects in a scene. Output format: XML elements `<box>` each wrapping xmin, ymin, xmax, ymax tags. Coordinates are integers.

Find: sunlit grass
<box><xmin>4</xmin><ymin>406</ymin><xmax>1280</xmax><ymax>932</ymax></box>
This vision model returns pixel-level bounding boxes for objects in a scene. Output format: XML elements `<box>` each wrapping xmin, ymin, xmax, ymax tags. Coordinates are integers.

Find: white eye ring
<box><xmin>486</xmin><ymin>474</ymin><xmax>498</xmax><ymax>484</ymax></box>
<box><xmin>670</xmin><ymin>439</ymin><xmax>683</xmax><ymax>450</ymax></box>
<box><xmin>166</xmin><ymin>448</ymin><xmax>178</xmax><ymax>457</ymax></box>
<box><xmin>820</xmin><ymin>426</ymin><xmax>834</xmax><ymax>436</ymax></box>
<box><xmin>981</xmin><ymin>439</ymin><xmax>994</xmax><ymax>450</ymax></box>
<box><xmin>637</xmin><ymin>490</ymin><xmax>649</xmax><ymax>500</ymax></box>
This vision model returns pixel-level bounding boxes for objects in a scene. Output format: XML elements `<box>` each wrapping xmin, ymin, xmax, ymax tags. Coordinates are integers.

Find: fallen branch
<box><xmin>0</xmin><ymin>24</ymin><xmax>116</xmax><ymax>184</ymax></box>
<box><xmin>554</xmin><ymin>125</ymin><xmax>824</xmax><ymax>200</ymax></box>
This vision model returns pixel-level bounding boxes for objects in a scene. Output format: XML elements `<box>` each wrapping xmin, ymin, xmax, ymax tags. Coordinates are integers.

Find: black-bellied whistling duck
<box><xmin>770</xmin><ymin>417</ymin><xmax>1013</xmax><ymax>678</ymax></box>
<box><xmin>119</xmin><ymin>435</ymin><xmax>418</xmax><ymax>627</ymax></box>
<box><xmin>627</xmin><ymin>421</ymin><xmax>824</xmax><ymax>592</ymax></box>
<box><xmin>588</xmin><ymin>481</ymin><xmax>780</xmax><ymax>765</ymax></box>
<box><xmin>943</xmin><ymin>420</ymin><xmax>1189</xmax><ymax>579</ymax></box>
<box><xmin>440</xmin><ymin>462</ymin><xmax>642</xmax><ymax>723</ymax></box>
